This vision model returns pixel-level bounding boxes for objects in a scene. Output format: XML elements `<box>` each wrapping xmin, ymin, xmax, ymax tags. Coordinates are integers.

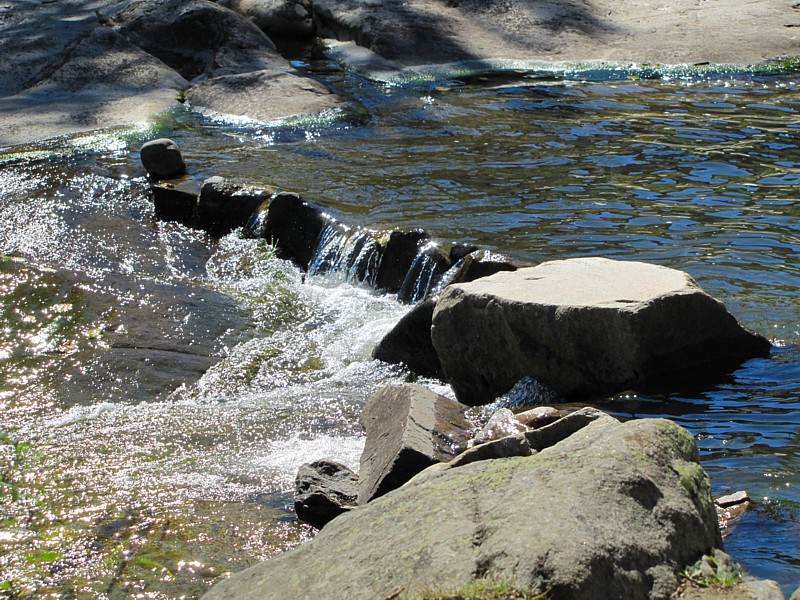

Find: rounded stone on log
<box><xmin>431</xmin><ymin>257</ymin><xmax>772</xmax><ymax>405</ymax></box>
<box><xmin>140</xmin><ymin>138</ymin><xmax>186</xmax><ymax>179</ymax></box>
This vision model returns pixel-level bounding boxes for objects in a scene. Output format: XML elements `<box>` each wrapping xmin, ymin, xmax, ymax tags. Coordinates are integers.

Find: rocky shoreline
<box><xmin>137</xmin><ymin>143</ymin><xmax>791</xmax><ymax>599</ymax></box>
<box><xmin>3</xmin><ymin>0</ymin><xmax>800</xmax><ymax>147</ymax></box>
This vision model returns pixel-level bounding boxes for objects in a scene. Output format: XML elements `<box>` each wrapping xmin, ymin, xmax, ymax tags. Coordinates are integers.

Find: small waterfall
<box><xmin>397</xmin><ymin>242</ymin><xmax>448</xmax><ymax>304</ymax></box>
<box><xmin>308</xmin><ymin>221</ymin><xmax>383</xmax><ymax>285</ymax></box>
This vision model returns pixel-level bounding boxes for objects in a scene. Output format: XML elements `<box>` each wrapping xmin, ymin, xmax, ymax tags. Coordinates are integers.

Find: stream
<box><xmin>0</xmin><ymin>63</ymin><xmax>799</xmax><ymax>598</ymax></box>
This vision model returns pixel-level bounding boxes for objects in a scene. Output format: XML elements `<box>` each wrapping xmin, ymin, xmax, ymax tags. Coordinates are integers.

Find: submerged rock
<box><xmin>358</xmin><ymin>384</ymin><xmax>471</xmax><ymax>504</ymax></box>
<box><xmin>294</xmin><ymin>459</ymin><xmax>358</xmax><ymax>530</ymax></box>
<box><xmin>140</xmin><ymin>138</ymin><xmax>187</xmax><ymax>180</ymax></box>
<box><xmin>431</xmin><ymin>257</ymin><xmax>771</xmax><ymax>405</ymax></box>
<box><xmin>203</xmin><ymin>417</ymin><xmax>722</xmax><ymax>600</ymax></box>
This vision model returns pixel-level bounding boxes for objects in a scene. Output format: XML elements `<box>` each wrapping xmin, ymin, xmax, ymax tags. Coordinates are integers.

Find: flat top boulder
<box><xmin>431</xmin><ymin>257</ymin><xmax>770</xmax><ymax>404</ymax></box>
<box><xmin>464</xmin><ymin>257</ymin><xmax>693</xmax><ymax>308</ymax></box>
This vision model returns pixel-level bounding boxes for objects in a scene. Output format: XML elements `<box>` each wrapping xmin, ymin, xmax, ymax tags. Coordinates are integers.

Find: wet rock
<box><xmin>447</xmin><ymin>250</ymin><xmax>518</xmax><ymax>285</ymax></box>
<box><xmin>432</xmin><ymin>257</ymin><xmax>772</xmax><ymax>405</ymax></box>
<box><xmin>525</xmin><ymin>407</ymin><xmax>618</xmax><ymax>451</ymax></box>
<box><xmin>140</xmin><ymin>138</ymin><xmax>186</xmax><ymax>180</ymax></box>
<box><xmin>471</xmin><ymin>407</ymin><xmax>528</xmax><ymax>446</ymax></box>
<box><xmin>230</xmin><ymin>0</ymin><xmax>315</xmax><ymax>38</ymax></box>
<box><xmin>242</xmin><ymin>198</ymin><xmax>271</xmax><ymax>239</ymax></box>
<box><xmin>261</xmin><ymin>192</ymin><xmax>329</xmax><ymax>270</ymax></box>
<box><xmin>151</xmin><ymin>182</ymin><xmax>198</xmax><ymax>225</ymax></box>
<box><xmin>514</xmin><ymin>406</ymin><xmax>565</xmax><ymax>429</ymax></box>
<box><xmin>204</xmin><ymin>418</ymin><xmax>722</xmax><ymax>600</ymax></box>
<box><xmin>358</xmin><ymin>384</ymin><xmax>471</xmax><ymax>504</ymax></box>
<box><xmin>197</xmin><ymin>177</ymin><xmax>273</xmax><ymax>237</ymax></box>
<box><xmin>371</xmin><ymin>297</ymin><xmax>443</xmax><ymax>379</ymax></box>
<box><xmin>397</xmin><ymin>242</ymin><xmax>450</xmax><ymax>304</ymax></box>
<box><xmin>714</xmin><ymin>491</ymin><xmax>751</xmax><ymax>534</ymax></box>
<box><xmin>449</xmin><ymin>243</ymin><xmax>479</xmax><ymax>264</ymax></box>
<box><xmin>374</xmin><ymin>229</ymin><xmax>429</xmax><ymax>293</ymax></box>
<box><xmin>294</xmin><ymin>459</ymin><xmax>358</xmax><ymax>530</ymax></box>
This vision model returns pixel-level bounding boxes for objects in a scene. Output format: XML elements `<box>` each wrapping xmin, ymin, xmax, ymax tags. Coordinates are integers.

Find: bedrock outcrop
<box><xmin>431</xmin><ymin>257</ymin><xmax>771</xmax><ymax>405</ymax></box>
<box><xmin>203</xmin><ymin>417</ymin><xmax>721</xmax><ymax>600</ymax></box>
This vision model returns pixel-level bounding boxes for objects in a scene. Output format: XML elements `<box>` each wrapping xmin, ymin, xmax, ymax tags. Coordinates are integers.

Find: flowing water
<box><xmin>0</xmin><ymin>64</ymin><xmax>799</xmax><ymax>598</ymax></box>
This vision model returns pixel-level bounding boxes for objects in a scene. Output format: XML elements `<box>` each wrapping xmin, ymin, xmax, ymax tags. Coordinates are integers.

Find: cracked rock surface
<box><xmin>204</xmin><ymin>417</ymin><xmax>722</xmax><ymax>600</ymax></box>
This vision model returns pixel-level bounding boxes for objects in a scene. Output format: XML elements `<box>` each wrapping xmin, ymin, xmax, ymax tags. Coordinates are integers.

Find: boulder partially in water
<box><xmin>203</xmin><ymin>417</ymin><xmax>722</xmax><ymax>600</ymax></box>
<box><xmin>431</xmin><ymin>257</ymin><xmax>771</xmax><ymax>405</ymax></box>
<box><xmin>294</xmin><ymin>459</ymin><xmax>358</xmax><ymax>530</ymax></box>
<box><xmin>198</xmin><ymin>177</ymin><xmax>273</xmax><ymax>237</ymax></box>
<box><xmin>358</xmin><ymin>384</ymin><xmax>471</xmax><ymax>504</ymax></box>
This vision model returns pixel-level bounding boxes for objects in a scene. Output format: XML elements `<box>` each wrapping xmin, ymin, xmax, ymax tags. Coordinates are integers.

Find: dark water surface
<box><xmin>0</xmin><ymin>69</ymin><xmax>798</xmax><ymax>597</ymax></box>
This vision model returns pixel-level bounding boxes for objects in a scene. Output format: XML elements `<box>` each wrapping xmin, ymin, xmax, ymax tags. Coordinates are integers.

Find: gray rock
<box><xmin>230</xmin><ymin>0</ymin><xmax>315</xmax><ymax>37</ymax></box>
<box><xmin>471</xmin><ymin>407</ymin><xmax>528</xmax><ymax>446</ymax></box>
<box><xmin>679</xmin><ymin>550</ymin><xmax>785</xmax><ymax>600</ymax></box>
<box><xmin>791</xmin><ymin>584</ymin><xmax>800</xmax><ymax>600</ymax></box>
<box><xmin>141</xmin><ymin>138</ymin><xmax>186</xmax><ymax>179</ymax></box>
<box><xmin>448</xmin><ymin>433</ymin><xmax>531</xmax><ymax>468</ymax></box>
<box><xmin>431</xmin><ymin>257</ymin><xmax>771</xmax><ymax>405</ymax></box>
<box><xmin>525</xmin><ymin>406</ymin><xmax>617</xmax><ymax>452</ymax></box>
<box><xmin>185</xmin><ymin>69</ymin><xmax>342</xmax><ymax>124</ymax></box>
<box><xmin>514</xmin><ymin>406</ymin><xmax>564</xmax><ymax>428</ymax></box>
<box><xmin>0</xmin><ymin>19</ymin><xmax>187</xmax><ymax>147</ymax></box>
<box><xmin>294</xmin><ymin>459</ymin><xmax>358</xmax><ymax>530</ymax></box>
<box><xmin>203</xmin><ymin>417</ymin><xmax>722</xmax><ymax>600</ymax></box>
<box><xmin>715</xmin><ymin>490</ymin><xmax>750</xmax><ymax>508</ymax></box>
<box><xmin>358</xmin><ymin>384</ymin><xmax>471</xmax><ymax>504</ymax></box>
<box><xmin>197</xmin><ymin>177</ymin><xmax>273</xmax><ymax>237</ymax></box>
<box><xmin>112</xmin><ymin>0</ymin><xmax>280</xmax><ymax>81</ymax></box>
<box><xmin>371</xmin><ymin>297</ymin><xmax>443</xmax><ymax>379</ymax></box>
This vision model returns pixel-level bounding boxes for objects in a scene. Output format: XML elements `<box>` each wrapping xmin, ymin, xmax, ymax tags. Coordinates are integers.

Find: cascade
<box><xmin>308</xmin><ymin>221</ymin><xmax>383</xmax><ymax>285</ymax></box>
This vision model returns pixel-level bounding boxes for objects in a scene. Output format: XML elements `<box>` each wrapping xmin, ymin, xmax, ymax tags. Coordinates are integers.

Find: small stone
<box><xmin>515</xmin><ymin>406</ymin><xmax>565</xmax><ymax>429</ymax></box>
<box><xmin>715</xmin><ymin>490</ymin><xmax>750</xmax><ymax>507</ymax></box>
<box><xmin>450</xmin><ymin>433</ymin><xmax>532</xmax><ymax>468</ymax></box>
<box><xmin>472</xmin><ymin>408</ymin><xmax>528</xmax><ymax>446</ymax></box>
<box><xmin>140</xmin><ymin>138</ymin><xmax>186</xmax><ymax>179</ymax></box>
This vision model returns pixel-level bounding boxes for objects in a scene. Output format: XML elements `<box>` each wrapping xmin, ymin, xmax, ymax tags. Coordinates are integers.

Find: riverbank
<box><xmin>1</xmin><ymin>0</ymin><xmax>799</xmax><ymax>147</ymax></box>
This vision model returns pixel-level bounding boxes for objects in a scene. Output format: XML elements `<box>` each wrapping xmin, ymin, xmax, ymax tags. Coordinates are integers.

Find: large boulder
<box><xmin>229</xmin><ymin>0</ymin><xmax>315</xmax><ymax>38</ymax></box>
<box><xmin>203</xmin><ymin>417</ymin><xmax>722</xmax><ymax>600</ymax></box>
<box><xmin>431</xmin><ymin>257</ymin><xmax>771</xmax><ymax>405</ymax></box>
<box><xmin>371</xmin><ymin>297</ymin><xmax>443</xmax><ymax>379</ymax></box>
<box><xmin>112</xmin><ymin>0</ymin><xmax>281</xmax><ymax>81</ymax></box>
<box><xmin>358</xmin><ymin>384</ymin><xmax>471</xmax><ymax>504</ymax></box>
